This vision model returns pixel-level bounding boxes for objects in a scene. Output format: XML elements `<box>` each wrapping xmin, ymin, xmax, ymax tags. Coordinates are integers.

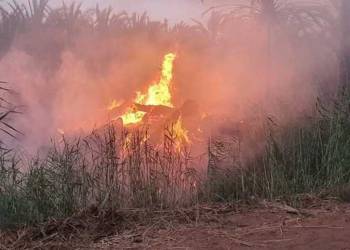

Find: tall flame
<box><xmin>120</xmin><ymin>53</ymin><xmax>176</xmax><ymax>125</ymax></box>
<box><xmin>143</xmin><ymin>53</ymin><xmax>176</xmax><ymax>107</ymax></box>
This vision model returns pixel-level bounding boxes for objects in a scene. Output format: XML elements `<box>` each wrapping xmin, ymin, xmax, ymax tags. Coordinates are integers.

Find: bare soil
<box><xmin>2</xmin><ymin>200</ymin><xmax>350</xmax><ymax>250</ymax></box>
<box><xmin>90</xmin><ymin>201</ymin><xmax>350</xmax><ymax>250</ymax></box>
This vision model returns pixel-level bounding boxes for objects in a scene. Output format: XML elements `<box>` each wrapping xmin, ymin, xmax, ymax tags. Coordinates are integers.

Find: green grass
<box><xmin>1</xmin><ymin>90</ymin><xmax>350</xmax><ymax>229</ymax></box>
<box><xmin>2</xmin><ymin>92</ymin><xmax>350</xmax><ymax>229</ymax></box>
<box><xmin>208</xmin><ymin>90</ymin><xmax>350</xmax><ymax>204</ymax></box>
<box><xmin>0</xmin><ymin>0</ymin><xmax>345</xmax><ymax>230</ymax></box>
<box><xmin>0</xmin><ymin>125</ymin><xmax>199</xmax><ymax>229</ymax></box>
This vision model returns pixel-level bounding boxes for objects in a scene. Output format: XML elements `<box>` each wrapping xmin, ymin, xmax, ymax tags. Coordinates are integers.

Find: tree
<box><xmin>204</xmin><ymin>0</ymin><xmax>332</xmax><ymax>98</ymax></box>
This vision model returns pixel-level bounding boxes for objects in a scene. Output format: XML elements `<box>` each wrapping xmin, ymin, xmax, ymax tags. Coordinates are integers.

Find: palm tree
<box><xmin>204</xmin><ymin>0</ymin><xmax>332</xmax><ymax>98</ymax></box>
<box><xmin>193</xmin><ymin>11</ymin><xmax>228</xmax><ymax>44</ymax></box>
<box><xmin>0</xmin><ymin>82</ymin><xmax>20</xmax><ymax>142</ymax></box>
<box><xmin>0</xmin><ymin>7</ymin><xmax>19</xmax><ymax>59</ymax></box>
<box><xmin>94</xmin><ymin>6</ymin><xmax>128</xmax><ymax>33</ymax></box>
<box><xmin>6</xmin><ymin>0</ymin><xmax>49</xmax><ymax>30</ymax></box>
<box><xmin>46</xmin><ymin>2</ymin><xmax>92</xmax><ymax>35</ymax></box>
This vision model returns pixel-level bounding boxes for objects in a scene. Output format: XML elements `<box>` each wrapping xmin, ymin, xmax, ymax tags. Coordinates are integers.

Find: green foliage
<box><xmin>0</xmin><ymin>126</ymin><xmax>198</xmax><ymax>229</ymax></box>
<box><xmin>0</xmin><ymin>142</ymin><xmax>88</xmax><ymax>228</ymax></box>
<box><xmin>208</xmin><ymin>89</ymin><xmax>350</xmax><ymax>203</ymax></box>
<box><xmin>0</xmin><ymin>0</ymin><xmax>348</xmax><ymax>230</ymax></box>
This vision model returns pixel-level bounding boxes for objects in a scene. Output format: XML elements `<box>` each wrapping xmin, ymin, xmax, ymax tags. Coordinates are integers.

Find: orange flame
<box><xmin>120</xmin><ymin>53</ymin><xmax>176</xmax><ymax>125</ymax></box>
<box><xmin>173</xmin><ymin>116</ymin><xmax>190</xmax><ymax>151</ymax></box>
<box><xmin>107</xmin><ymin>99</ymin><xmax>124</xmax><ymax>111</ymax></box>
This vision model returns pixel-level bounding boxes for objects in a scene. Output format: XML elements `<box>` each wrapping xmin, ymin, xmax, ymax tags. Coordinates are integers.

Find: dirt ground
<box><xmin>2</xmin><ymin>200</ymin><xmax>350</xmax><ymax>250</ymax></box>
<box><xmin>89</xmin><ymin>201</ymin><xmax>350</xmax><ymax>250</ymax></box>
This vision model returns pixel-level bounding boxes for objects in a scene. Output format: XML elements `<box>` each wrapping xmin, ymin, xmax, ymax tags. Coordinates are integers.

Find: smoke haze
<box><xmin>0</xmin><ymin>0</ymin><xmax>339</xmax><ymax>154</ymax></box>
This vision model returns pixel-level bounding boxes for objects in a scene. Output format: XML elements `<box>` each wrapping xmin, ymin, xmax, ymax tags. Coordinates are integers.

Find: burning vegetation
<box><xmin>119</xmin><ymin>52</ymin><xmax>176</xmax><ymax>126</ymax></box>
<box><xmin>1</xmin><ymin>2</ymin><xmax>350</xmax><ymax>245</ymax></box>
<box><xmin>108</xmin><ymin>52</ymin><xmax>193</xmax><ymax>153</ymax></box>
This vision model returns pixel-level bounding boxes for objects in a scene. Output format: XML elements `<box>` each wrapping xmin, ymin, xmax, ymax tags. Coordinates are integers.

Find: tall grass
<box><xmin>1</xmin><ymin>90</ymin><xmax>350</xmax><ymax>228</ymax></box>
<box><xmin>208</xmin><ymin>89</ymin><xmax>350</xmax><ymax>203</ymax></box>
<box><xmin>0</xmin><ymin>124</ymin><xmax>199</xmax><ymax>229</ymax></box>
<box><xmin>0</xmin><ymin>0</ymin><xmax>347</xmax><ymax>230</ymax></box>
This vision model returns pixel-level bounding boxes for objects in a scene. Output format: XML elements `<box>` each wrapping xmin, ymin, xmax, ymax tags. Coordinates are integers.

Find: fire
<box><xmin>120</xmin><ymin>53</ymin><xmax>176</xmax><ymax>125</ymax></box>
<box><xmin>107</xmin><ymin>99</ymin><xmax>124</xmax><ymax>111</ymax></box>
<box><xmin>173</xmin><ymin>116</ymin><xmax>190</xmax><ymax>151</ymax></box>
<box><xmin>142</xmin><ymin>53</ymin><xmax>176</xmax><ymax>107</ymax></box>
<box><xmin>113</xmin><ymin>52</ymin><xmax>192</xmax><ymax>152</ymax></box>
<box><xmin>120</xmin><ymin>108</ymin><xmax>145</xmax><ymax>125</ymax></box>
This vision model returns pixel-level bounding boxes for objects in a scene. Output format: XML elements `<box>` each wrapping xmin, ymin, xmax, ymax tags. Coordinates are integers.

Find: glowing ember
<box><xmin>120</xmin><ymin>52</ymin><xmax>176</xmax><ymax>125</ymax></box>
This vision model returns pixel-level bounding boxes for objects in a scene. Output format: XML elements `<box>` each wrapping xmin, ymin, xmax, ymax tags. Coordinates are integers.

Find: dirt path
<box><xmin>90</xmin><ymin>202</ymin><xmax>350</xmax><ymax>250</ymax></box>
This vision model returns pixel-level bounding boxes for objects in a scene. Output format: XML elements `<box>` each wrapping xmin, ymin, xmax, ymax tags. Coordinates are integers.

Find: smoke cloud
<box><xmin>0</xmin><ymin>0</ymin><xmax>339</xmax><ymax>155</ymax></box>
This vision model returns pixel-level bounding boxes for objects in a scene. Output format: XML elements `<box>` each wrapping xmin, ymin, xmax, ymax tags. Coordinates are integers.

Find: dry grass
<box><xmin>0</xmin><ymin>123</ymin><xmax>200</xmax><ymax>229</ymax></box>
<box><xmin>0</xmin><ymin>203</ymin><xmax>232</xmax><ymax>249</ymax></box>
<box><xmin>0</xmin><ymin>196</ymin><xmax>340</xmax><ymax>249</ymax></box>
